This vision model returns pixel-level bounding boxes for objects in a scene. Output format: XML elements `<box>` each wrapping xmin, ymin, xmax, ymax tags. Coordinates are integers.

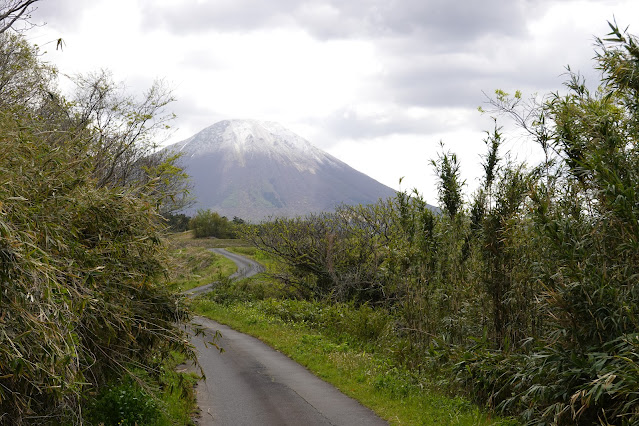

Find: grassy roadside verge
<box><xmin>168</xmin><ymin>230</ymin><xmax>249</xmax><ymax>249</ymax></box>
<box><xmin>155</xmin><ymin>351</ymin><xmax>200</xmax><ymax>425</ymax></box>
<box><xmin>166</xmin><ymin>247</ymin><xmax>236</xmax><ymax>292</ymax></box>
<box><xmin>165</xmin><ymin>231</ymin><xmax>239</xmax><ymax>292</ymax></box>
<box><xmin>92</xmin><ymin>232</ymin><xmax>243</xmax><ymax>425</ymax></box>
<box><xmin>84</xmin><ymin>351</ymin><xmax>199</xmax><ymax>425</ymax></box>
<box><xmin>165</xmin><ymin>233</ymin><xmax>516</xmax><ymax>425</ymax></box>
<box><xmin>193</xmin><ymin>297</ymin><xmax>516</xmax><ymax>425</ymax></box>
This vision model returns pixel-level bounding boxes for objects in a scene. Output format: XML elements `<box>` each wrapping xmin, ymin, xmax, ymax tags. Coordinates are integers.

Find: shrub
<box><xmin>87</xmin><ymin>382</ymin><xmax>162</xmax><ymax>426</ymax></box>
<box><xmin>189</xmin><ymin>209</ymin><xmax>236</xmax><ymax>238</ymax></box>
<box><xmin>0</xmin><ymin>29</ymin><xmax>194</xmax><ymax>424</ymax></box>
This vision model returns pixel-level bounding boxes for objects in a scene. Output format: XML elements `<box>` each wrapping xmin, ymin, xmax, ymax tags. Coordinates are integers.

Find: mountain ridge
<box><xmin>166</xmin><ymin>119</ymin><xmax>399</xmax><ymax>222</ymax></box>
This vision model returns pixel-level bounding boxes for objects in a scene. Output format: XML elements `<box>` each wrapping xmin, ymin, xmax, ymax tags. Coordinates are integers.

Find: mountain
<box><xmin>165</xmin><ymin>119</ymin><xmax>398</xmax><ymax>222</ymax></box>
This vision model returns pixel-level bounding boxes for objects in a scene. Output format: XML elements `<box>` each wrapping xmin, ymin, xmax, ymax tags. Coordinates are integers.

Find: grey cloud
<box><xmin>141</xmin><ymin>0</ymin><xmax>544</xmax><ymax>44</ymax></box>
<box><xmin>386</xmin><ymin>63</ymin><xmax>561</xmax><ymax>111</ymax></box>
<box><xmin>140</xmin><ymin>0</ymin><xmax>604</xmax><ymax>144</ymax></box>
<box><xmin>309</xmin><ymin>54</ymin><xmax>586</xmax><ymax>142</ymax></box>
<box><xmin>138</xmin><ymin>0</ymin><xmax>558</xmax><ymax>118</ymax></box>
<box><xmin>381</xmin><ymin>29</ymin><xmax>601</xmax><ymax>111</ymax></box>
<box><xmin>140</xmin><ymin>0</ymin><xmax>298</xmax><ymax>34</ymax></box>
<box><xmin>364</xmin><ymin>0</ymin><xmax>528</xmax><ymax>42</ymax></box>
<box><xmin>169</xmin><ymin>94</ymin><xmax>229</xmax><ymax>137</ymax></box>
<box><xmin>311</xmin><ymin>107</ymin><xmax>451</xmax><ymax>142</ymax></box>
<box><xmin>31</xmin><ymin>0</ymin><xmax>90</xmax><ymax>31</ymax></box>
<box><xmin>384</xmin><ymin>56</ymin><xmax>499</xmax><ymax>108</ymax></box>
<box><xmin>137</xmin><ymin>0</ymin><xmax>558</xmax><ymax>103</ymax></box>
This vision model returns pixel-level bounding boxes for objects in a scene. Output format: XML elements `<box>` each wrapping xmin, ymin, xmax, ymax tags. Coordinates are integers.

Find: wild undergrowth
<box><xmin>195</xmin><ymin>293</ymin><xmax>517</xmax><ymax>425</ymax></box>
<box><xmin>0</xmin><ymin>23</ymin><xmax>194</xmax><ymax>424</ymax></box>
<box><xmin>164</xmin><ymin>243</ymin><xmax>236</xmax><ymax>292</ymax></box>
<box><xmin>186</xmin><ymin>241</ymin><xmax>512</xmax><ymax>424</ymax></box>
<box><xmin>238</xmin><ymin>23</ymin><xmax>639</xmax><ymax>425</ymax></box>
<box><xmin>85</xmin><ymin>352</ymin><xmax>198</xmax><ymax>426</ymax></box>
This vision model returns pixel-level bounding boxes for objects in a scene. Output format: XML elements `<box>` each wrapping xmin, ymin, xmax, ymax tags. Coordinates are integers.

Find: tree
<box><xmin>0</xmin><ymin>0</ymin><xmax>39</xmax><ymax>34</ymax></box>
<box><xmin>66</xmin><ymin>70</ymin><xmax>193</xmax><ymax>214</ymax></box>
<box><xmin>72</xmin><ymin>72</ymin><xmax>173</xmax><ymax>183</ymax></box>
<box><xmin>189</xmin><ymin>209</ymin><xmax>235</xmax><ymax>238</ymax></box>
<box><xmin>163</xmin><ymin>212</ymin><xmax>191</xmax><ymax>232</ymax></box>
<box><xmin>0</xmin><ymin>31</ymin><xmax>56</xmax><ymax>108</ymax></box>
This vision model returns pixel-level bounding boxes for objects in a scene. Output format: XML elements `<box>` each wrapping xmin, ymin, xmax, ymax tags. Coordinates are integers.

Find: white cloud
<box><xmin>27</xmin><ymin>0</ymin><xmax>639</xmax><ymax>197</ymax></box>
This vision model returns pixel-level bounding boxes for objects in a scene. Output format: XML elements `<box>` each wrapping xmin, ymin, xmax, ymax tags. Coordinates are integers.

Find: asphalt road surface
<box><xmin>182</xmin><ymin>248</ymin><xmax>265</xmax><ymax>297</ymax></box>
<box><xmin>187</xmin><ymin>249</ymin><xmax>387</xmax><ymax>426</ymax></box>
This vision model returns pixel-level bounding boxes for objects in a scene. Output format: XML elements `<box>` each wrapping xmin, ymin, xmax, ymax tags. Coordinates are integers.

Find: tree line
<box><xmin>245</xmin><ymin>22</ymin><xmax>639</xmax><ymax>425</ymax></box>
<box><xmin>164</xmin><ymin>210</ymin><xmax>246</xmax><ymax>238</ymax></box>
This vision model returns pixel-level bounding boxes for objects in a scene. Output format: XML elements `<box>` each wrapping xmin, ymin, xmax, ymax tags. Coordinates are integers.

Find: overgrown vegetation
<box><xmin>6</xmin><ymin>1</ymin><xmax>639</xmax><ymax>423</ymax></box>
<box><xmin>0</xmin><ymin>4</ymin><xmax>195</xmax><ymax>424</ymax></box>
<box><xmin>195</xmin><ymin>292</ymin><xmax>515</xmax><ymax>425</ymax></box>
<box><xmin>163</xmin><ymin>212</ymin><xmax>191</xmax><ymax>232</ymax></box>
<box><xmin>240</xmin><ymin>23</ymin><xmax>639</xmax><ymax>425</ymax></box>
<box><xmin>85</xmin><ymin>351</ymin><xmax>198</xmax><ymax>426</ymax></box>
<box><xmin>189</xmin><ymin>209</ymin><xmax>246</xmax><ymax>238</ymax></box>
<box><xmin>165</xmin><ymin>239</ymin><xmax>237</xmax><ymax>292</ymax></box>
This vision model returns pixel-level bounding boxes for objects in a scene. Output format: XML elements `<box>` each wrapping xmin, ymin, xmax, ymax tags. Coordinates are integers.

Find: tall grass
<box><xmin>0</xmin><ymin>32</ymin><xmax>194</xmax><ymax>423</ymax></box>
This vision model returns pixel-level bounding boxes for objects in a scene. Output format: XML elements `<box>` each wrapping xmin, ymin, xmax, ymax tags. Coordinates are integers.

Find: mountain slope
<box><xmin>166</xmin><ymin>119</ymin><xmax>398</xmax><ymax>221</ymax></box>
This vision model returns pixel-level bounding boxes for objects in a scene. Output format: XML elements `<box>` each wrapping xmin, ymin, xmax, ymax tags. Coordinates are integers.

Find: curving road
<box><xmin>186</xmin><ymin>248</ymin><xmax>387</xmax><ymax>426</ymax></box>
<box><xmin>182</xmin><ymin>248</ymin><xmax>265</xmax><ymax>297</ymax></box>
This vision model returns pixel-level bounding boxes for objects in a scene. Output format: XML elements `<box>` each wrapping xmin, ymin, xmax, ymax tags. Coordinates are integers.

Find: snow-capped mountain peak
<box><xmin>172</xmin><ymin>119</ymin><xmax>335</xmax><ymax>173</ymax></box>
<box><xmin>164</xmin><ymin>119</ymin><xmax>398</xmax><ymax>221</ymax></box>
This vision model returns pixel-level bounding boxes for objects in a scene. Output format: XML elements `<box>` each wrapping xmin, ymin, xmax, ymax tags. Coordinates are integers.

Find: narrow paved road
<box><xmin>186</xmin><ymin>249</ymin><xmax>387</xmax><ymax>426</ymax></box>
<box><xmin>182</xmin><ymin>248</ymin><xmax>265</xmax><ymax>297</ymax></box>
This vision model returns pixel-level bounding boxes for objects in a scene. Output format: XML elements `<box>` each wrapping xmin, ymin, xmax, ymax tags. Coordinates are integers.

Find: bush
<box><xmin>189</xmin><ymin>209</ymin><xmax>236</xmax><ymax>238</ymax></box>
<box><xmin>163</xmin><ymin>212</ymin><xmax>191</xmax><ymax>232</ymax></box>
<box><xmin>256</xmin><ymin>299</ymin><xmax>392</xmax><ymax>348</ymax></box>
<box><xmin>87</xmin><ymin>382</ymin><xmax>162</xmax><ymax>426</ymax></box>
<box><xmin>0</xmin><ymin>29</ymin><xmax>194</xmax><ymax>424</ymax></box>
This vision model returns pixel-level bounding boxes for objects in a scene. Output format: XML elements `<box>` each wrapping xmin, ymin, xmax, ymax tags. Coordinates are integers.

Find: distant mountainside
<box><xmin>165</xmin><ymin>119</ymin><xmax>399</xmax><ymax>222</ymax></box>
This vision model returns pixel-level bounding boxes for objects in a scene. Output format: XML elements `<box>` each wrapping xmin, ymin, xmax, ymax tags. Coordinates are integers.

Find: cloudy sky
<box><xmin>28</xmin><ymin>0</ymin><xmax>637</xmax><ymax>203</ymax></box>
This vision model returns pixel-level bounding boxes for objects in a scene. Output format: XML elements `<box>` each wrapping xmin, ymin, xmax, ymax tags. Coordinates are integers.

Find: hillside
<box><xmin>167</xmin><ymin>119</ymin><xmax>399</xmax><ymax>221</ymax></box>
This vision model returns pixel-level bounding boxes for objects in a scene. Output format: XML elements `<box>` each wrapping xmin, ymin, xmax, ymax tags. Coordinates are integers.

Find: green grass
<box><xmin>85</xmin><ymin>351</ymin><xmax>199</xmax><ymax>425</ymax></box>
<box><xmin>193</xmin><ymin>299</ymin><xmax>517</xmax><ymax>426</ymax></box>
<box><xmin>165</xmin><ymin>246</ymin><xmax>236</xmax><ymax>292</ymax></box>
<box><xmin>227</xmin><ymin>246</ymin><xmax>280</xmax><ymax>272</ymax></box>
<box><xmin>163</xmin><ymin>231</ymin><xmax>244</xmax><ymax>292</ymax></box>
<box><xmin>156</xmin><ymin>351</ymin><xmax>200</xmax><ymax>425</ymax></box>
<box><xmin>167</xmin><ymin>230</ymin><xmax>249</xmax><ymax>249</ymax></box>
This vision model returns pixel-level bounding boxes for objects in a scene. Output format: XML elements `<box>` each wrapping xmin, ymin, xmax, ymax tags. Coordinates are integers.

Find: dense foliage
<box><xmin>163</xmin><ymin>212</ymin><xmax>191</xmax><ymax>232</ymax></box>
<box><xmin>189</xmin><ymin>209</ymin><xmax>243</xmax><ymax>238</ymax></box>
<box><xmin>0</xmin><ymin>22</ymin><xmax>193</xmax><ymax>425</ymax></box>
<box><xmin>246</xmin><ymin>23</ymin><xmax>639</xmax><ymax>425</ymax></box>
